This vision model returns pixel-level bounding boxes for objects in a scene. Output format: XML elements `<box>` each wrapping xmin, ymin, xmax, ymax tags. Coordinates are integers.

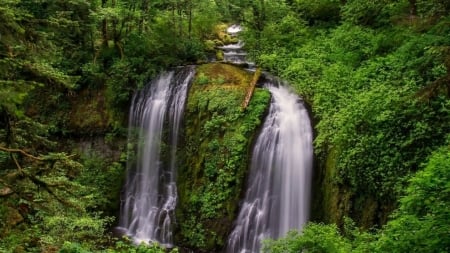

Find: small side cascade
<box><xmin>218</xmin><ymin>24</ymin><xmax>255</xmax><ymax>69</ymax></box>
<box><xmin>117</xmin><ymin>66</ymin><xmax>195</xmax><ymax>247</ymax></box>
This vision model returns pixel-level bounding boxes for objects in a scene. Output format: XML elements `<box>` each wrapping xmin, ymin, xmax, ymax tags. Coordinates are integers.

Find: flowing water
<box><xmin>227</xmin><ymin>79</ymin><xmax>314</xmax><ymax>253</ymax></box>
<box><xmin>117</xmin><ymin>66</ymin><xmax>195</xmax><ymax>247</ymax></box>
<box><xmin>116</xmin><ymin>24</ymin><xmax>312</xmax><ymax>251</ymax></box>
<box><xmin>219</xmin><ymin>24</ymin><xmax>255</xmax><ymax>69</ymax></box>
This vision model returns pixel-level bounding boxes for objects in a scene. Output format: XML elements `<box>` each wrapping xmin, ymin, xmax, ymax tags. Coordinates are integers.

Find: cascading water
<box><xmin>117</xmin><ymin>66</ymin><xmax>195</xmax><ymax>247</ymax></box>
<box><xmin>227</xmin><ymin>79</ymin><xmax>313</xmax><ymax>253</ymax></box>
<box><xmin>219</xmin><ymin>24</ymin><xmax>255</xmax><ymax>68</ymax></box>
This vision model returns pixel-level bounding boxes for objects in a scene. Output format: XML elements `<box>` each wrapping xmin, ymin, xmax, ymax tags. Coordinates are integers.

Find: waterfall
<box><xmin>218</xmin><ymin>24</ymin><xmax>255</xmax><ymax>69</ymax></box>
<box><xmin>117</xmin><ymin>66</ymin><xmax>195</xmax><ymax>247</ymax></box>
<box><xmin>227</xmin><ymin>79</ymin><xmax>313</xmax><ymax>253</ymax></box>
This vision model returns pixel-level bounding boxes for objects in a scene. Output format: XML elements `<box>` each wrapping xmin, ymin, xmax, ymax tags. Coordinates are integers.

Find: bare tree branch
<box><xmin>0</xmin><ymin>146</ymin><xmax>44</xmax><ymax>161</ymax></box>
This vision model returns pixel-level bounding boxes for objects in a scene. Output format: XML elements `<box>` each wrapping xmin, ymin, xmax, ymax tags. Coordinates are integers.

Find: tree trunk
<box><xmin>409</xmin><ymin>0</ymin><xmax>417</xmax><ymax>16</ymax></box>
<box><xmin>139</xmin><ymin>0</ymin><xmax>149</xmax><ymax>34</ymax></box>
<box><xmin>188</xmin><ymin>1</ymin><xmax>192</xmax><ymax>39</ymax></box>
<box><xmin>112</xmin><ymin>0</ymin><xmax>119</xmax><ymax>42</ymax></box>
<box><xmin>172</xmin><ymin>1</ymin><xmax>176</xmax><ymax>35</ymax></box>
<box><xmin>101</xmin><ymin>0</ymin><xmax>108</xmax><ymax>47</ymax></box>
<box><xmin>178</xmin><ymin>1</ymin><xmax>183</xmax><ymax>37</ymax></box>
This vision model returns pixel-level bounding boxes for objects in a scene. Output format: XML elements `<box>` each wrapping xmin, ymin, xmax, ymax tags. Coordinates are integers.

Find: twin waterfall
<box><xmin>227</xmin><ymin>80</ymin><xmax>313</xmax><ymax>252</ymax></box>
<box><xmin>118</xmin><ymin>26</ymin><xmax>313</xmax><ymax>252</ymax></box>
<box><xmin>118</xmin><ymin>66</ymin><xmax>195</xmax><ymax>246</ymax></box>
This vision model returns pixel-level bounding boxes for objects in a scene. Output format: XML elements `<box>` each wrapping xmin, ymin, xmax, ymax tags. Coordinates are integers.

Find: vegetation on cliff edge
<box><xmin>176</xmin><ymin>63</ymin><xmax>270</xmax><ymax>251</ymax></box>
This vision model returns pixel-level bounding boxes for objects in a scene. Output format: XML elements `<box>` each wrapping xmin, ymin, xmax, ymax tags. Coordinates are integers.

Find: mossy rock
<box><xmin>229</xmin><ymin>37</ymin><xmax>239</xmax><ymax>44</ymax></box>
<box><xmin>216</xmin><ymin>50</ymin><xmax>224</xmax><ymax>61</ymax></box>
<box><xmin>205</xmin><ymin>40</ymin><xmax>216</xmax><ymax>52</ymax></box>
<box><xmin>68</xmin><ymin>88</ymin><xmax>113</xmax><ymax>133</ymax></box>
<box><xmin>209</xmin><ymin>23</ymin><xmax>240</xmax><ymax>48</ymax></box>
<box><xmin>175</xmin><ymin>63</ymin><xmax>270</xmax><ymax>252</ymax></box>
<box><xmin>213</xmin><ymin>39</ymin><xmax>224</xmax><ymax>47</ymax></box>
<box><xmin>313</xmin><ymin>144</ymin><xmax>395</xmax><ymax>229</ymax></box>
<box><xmin>24</xmin><ymin>84</ymin><xmax>115</xmax><ymax>135</ymax></box>
<box><xmin>221</xmin><ymin>34</ymin><xmax>233</xmax><ymax>45</ymax></box>
<box><xmin>214</xmin><ymin>23</ymin><xmax>229</xmax><ymax>38</ymax></box>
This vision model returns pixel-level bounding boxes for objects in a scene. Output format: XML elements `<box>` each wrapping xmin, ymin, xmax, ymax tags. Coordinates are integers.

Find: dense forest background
<box><xmin>0</xmin><ymin>0</ymin><xmax>449</xmax><ymax>252</ymax></box>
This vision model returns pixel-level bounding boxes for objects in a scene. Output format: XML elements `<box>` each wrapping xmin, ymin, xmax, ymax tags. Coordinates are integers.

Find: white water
<box><xmin>118</xmin><ymin>66</ymin><xmax>195</xmax><ymax>247</ymax></box>
<box><xmin>227</xmin><ymin>24</ymin><xmax>243</xmax><ymax>35</ymax></box>
<box><xmin>219</xmin><ymin>24</ymin><xmax>255</xmax><ymax>68</ymax></box>
<box><xmin>227</xmin><ymin>80</ymin><xmax>313</xmax><ymax>253</ymax></box>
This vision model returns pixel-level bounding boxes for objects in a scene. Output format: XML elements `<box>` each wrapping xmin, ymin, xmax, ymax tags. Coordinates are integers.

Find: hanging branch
<box><xmin>1</xmin><ymin>146</ymin><xmax>81</xmax><ymax>210</ymax></box>
<box><xmin>0</xmin><ymin>146</ymin><xmax>44</xmax><ymax>161</ymax></box>
<box><xmin>0</xmin><ymin>146</ymin><xmax>76</xmax><ymax>161</ymax></box>
<box><xmin>11</xmin><ymin>153</ymin><xmax>24</xmax><ymax>174</ymax></box>
<box><xmin>23</xmin><ymin>170</ymin><xmax>81</xmax><ymax>210</ymax></box>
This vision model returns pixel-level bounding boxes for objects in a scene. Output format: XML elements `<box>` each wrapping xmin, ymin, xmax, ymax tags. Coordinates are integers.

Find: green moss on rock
<box><xmin>68</xmin><ymin>88</ymin><xmax>113</xmax><ymax>133</ymax></box>
<box><xmin>175</xmin><ymin>63</ymin><xmax>270</xmax><ymax>251</ymax></box>
<box><xmin>216</xmin><ymin>50</ymin><xmax>224</xmax><ymax>61</ymax></box>
<box><xmin>314</xmin><ymin>145</ymin><xmax>395</xmax><ymax>229</ymax></box>
<box><xmin>205</xmin><ymin>40</ymin><xmax>216</xmax><ymax>52</ymax></box>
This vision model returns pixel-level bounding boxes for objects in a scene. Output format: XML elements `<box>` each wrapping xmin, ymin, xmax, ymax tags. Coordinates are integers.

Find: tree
<box><xmin>372</xmin><ymin>141</ymin><xmax>450</xmax><ymax>252</ymax></box>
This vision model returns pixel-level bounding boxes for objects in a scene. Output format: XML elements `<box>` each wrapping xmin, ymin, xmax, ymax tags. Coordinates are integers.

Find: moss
<box><xmin>316</xmin><ymin>145</ymin><xmax>395</xmax><ymax>230</ymax></box>
<box><xmin>222</xmin><ymin>34</ymin><xmax>233</xmax><ymax>45</ymax></box>
<box><xmin>205</xmin><ymin>40</ymin><xmax>216</xmax><ymax>52</ymax></box>
<box><xmin>212</xmin><ymin>23</ymin><xmax>240</xmax><ymax>46</ymax></box>
<box><xmin>229</xmin><ymin>37</ymin><xmax>239</xmax><ymax>44</ymax></box>
<box><xmin>175</xmin><ymin>63</ymin><xmax>270</xmax><ymax>251</ymax></box>
<box><xmin>216</xmin><ymin>50</ymin><xmax>224</xmax><ymax>61</ymax></box>
<box><xmin>214</xmin><ymin>23</ymin><xmax>229</xmax><ymax>41</ymax></box>
<box><xmin>355</xmin><ymin>196</ymin><xmax>378</xmax><ymax>228</ymax></box>
<box><xmin>315</xmin><ymin>146</ymin><xmax>352</xmax><ymax>227</ymax></box>
<box><xmin>213</xmin><ymin>39</ymin><xmax>224</xmax><ymax>47</ymax></box>
<box><xmin>24</xmin><ymin>84</ymin><xmax>119</xmax><ymax>136</ymax></box>
<box><xmin>68</xmin><ymin>88</ymin><xmax>113</xmax><ymax>133</ymax></box>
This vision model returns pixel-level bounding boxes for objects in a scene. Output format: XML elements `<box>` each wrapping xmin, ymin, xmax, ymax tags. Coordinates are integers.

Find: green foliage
<box><xmin>191</xmin><ymin>0</ymin><xmax>221</xmax><ymax>39</ymax></box>
<box><xmin>77</xmin><ymin>153</ymin><xmax>126</xmax><ymax>213</ymax></box>
<box><xmin>372</xmin><ymin>142</ymin><xmax>450</xmax><ymax>252</ymax></box>
<box><xmin>195</xmin><ymin>73</ymin><xmax>210</xmax><ymax>85</ymax></box>
<box><xmin>341</xmin><ymin>0</ymin><xmax>390</xmax><ymax>26</ymax></box>
<box><xmin>0</xmin><ymin>151</ymin><xmax>116</xmax><ymax>252</ymax></box>
<box><xmin>417</xmin><ymin>0</ymin><xmax>450</xmax><ymax>17</ymax></box>
<box><xmin>291</xmin><ymin>0</ymin><xmax>341</xmax><ymax>25</ymax></box>
<box><xmin>264</xmin><ymin>140</ymin><xmax>450</xmax><ymax>252</ymax></box>
<box><xmin>263</xmin><ymin>224</ymin><xmax>352</xmax><ymax>253</ymax></box>
<box><xmin>59</xmin><ymin>240</ymin><xmax>176</xmax><ymax>253</ymax></box>
<box><xmin>41</xmin><ymin>212</ymin><xmax>113</xmax><ymax>248</ymax></box>
<box><xmin>60</xmin><ymin>242</ymin><xmax>91</xmax><ymax>253</ymax></box>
